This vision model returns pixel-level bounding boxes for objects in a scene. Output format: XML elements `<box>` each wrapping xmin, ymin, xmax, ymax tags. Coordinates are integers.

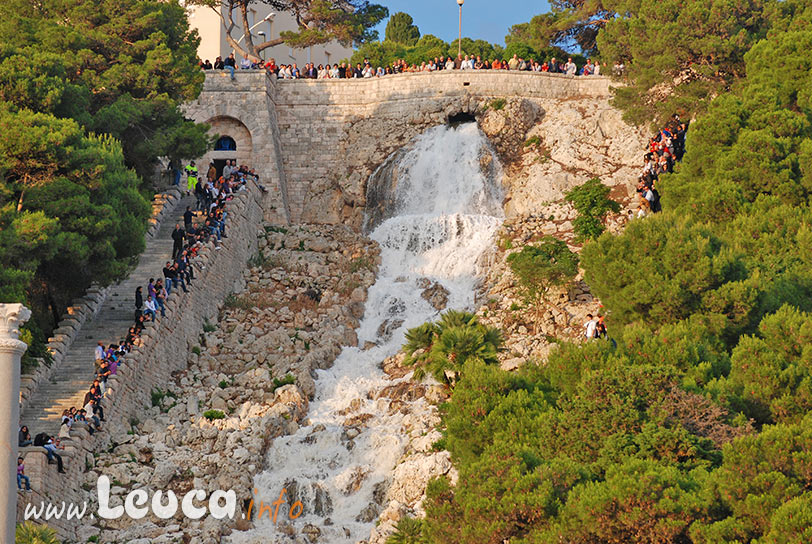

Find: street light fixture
<box><xmin>457</xmin><ymin>0</ymin><xmax>464</xmax><ymax>61</ymax></box>
<box><xmin>236</xmin><ymin>12</ymin><xmax>276</xmax><ymax>47</ymax></box>
<box><xmin>257</xmin><ymin>32</ymin><xmax>266</xmax><ymax>61</ymax></box>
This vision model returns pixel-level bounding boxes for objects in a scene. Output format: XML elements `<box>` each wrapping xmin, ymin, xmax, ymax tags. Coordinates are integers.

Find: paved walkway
<box><xmin>21</xmin><ymin>195</ymin><xmax>194</xmax><ymax>437</ymax></box>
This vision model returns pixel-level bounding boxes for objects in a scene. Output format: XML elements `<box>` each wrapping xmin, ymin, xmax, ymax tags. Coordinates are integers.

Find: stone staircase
<box><xmin>20</xmin><ymin>195</ymin><xmax>194</xmax><ymax>437</ymax></box>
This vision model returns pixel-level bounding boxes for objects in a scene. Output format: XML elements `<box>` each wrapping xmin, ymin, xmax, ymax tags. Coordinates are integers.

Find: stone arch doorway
<box><xmin>199</xmin><ymin>116</ymin><xmax>253</xmax><ymax>179</ymax></box>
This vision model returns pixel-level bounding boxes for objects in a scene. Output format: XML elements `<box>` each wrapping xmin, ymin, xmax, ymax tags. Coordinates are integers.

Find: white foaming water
<box><xmin>228</xmin><ymin>123</ymin><xmax>503</xmax><ymax>543</ymax></box>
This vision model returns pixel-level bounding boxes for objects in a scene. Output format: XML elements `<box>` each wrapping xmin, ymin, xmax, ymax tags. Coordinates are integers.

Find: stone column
<box><xmin>0</xmin><ymin>304</ymin><xmax>31</xmax><ymax>542</ymax></box>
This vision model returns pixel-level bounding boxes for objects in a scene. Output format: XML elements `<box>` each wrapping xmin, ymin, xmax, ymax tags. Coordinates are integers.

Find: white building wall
<box><xmin>187</xmin><ymin>3</ymin><xmax>354</xmax><ymax>67</ymax></box>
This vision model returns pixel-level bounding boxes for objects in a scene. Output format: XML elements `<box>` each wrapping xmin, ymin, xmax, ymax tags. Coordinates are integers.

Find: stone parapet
<box><xmin>274</xmin><ymin>70</ymin><xmax>613</xmax><ymax>105</ymax></box>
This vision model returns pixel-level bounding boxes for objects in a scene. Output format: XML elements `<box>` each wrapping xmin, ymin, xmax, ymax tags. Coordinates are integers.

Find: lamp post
<box><xmin>457</xmin><ymin>0</ymin><xmax>464</xmax><ymax>60</ymax></box>
<box><xmin>257</xmin><ymin>31</ymin><xmax>266</xmax><ymax>61</ymax></box>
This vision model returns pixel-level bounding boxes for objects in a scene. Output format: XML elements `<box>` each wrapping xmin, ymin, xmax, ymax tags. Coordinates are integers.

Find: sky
<box><xmin>371</xmin><ymin>0</ymin><xmax>552</xmax><ymax>47</ymax></box>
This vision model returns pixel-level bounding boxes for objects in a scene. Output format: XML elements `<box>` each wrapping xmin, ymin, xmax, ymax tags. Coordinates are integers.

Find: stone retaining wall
<box><xmin>18</xmin><ymin>188</ymin><xmax>183</xmax><ymax>415</ymax></box>
<box><xmin>17</xmin><ymin>184</ymin><xmax>264</xmax><ymax>541</ymax></box>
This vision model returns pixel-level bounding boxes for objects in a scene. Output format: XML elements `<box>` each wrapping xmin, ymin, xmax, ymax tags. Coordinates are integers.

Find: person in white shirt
<box><xmin>584</xmin><ymin>314</ymin><xmax>598</xmax><ymax>339</ymax></box>
<box><xmin>564</xmin><ymin>58</ymin><xmax>577</xmax><ymax>75</ymax></box>
<box><xmin>644</xmin><ymin>187</ymin><xmax>655</xmax><ymax>205</ymax></box>
<box><xmin>593</xmin><ymin>62</ymin><xmax>601</xmax><ymax>75</ymax></box>
<box><xmin>143</xmin><ymin>297</ymin><xmax>157</xmax><ymax>321</ymax></box>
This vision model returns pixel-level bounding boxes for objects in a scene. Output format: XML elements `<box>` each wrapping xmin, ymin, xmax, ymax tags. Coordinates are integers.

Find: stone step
<box><xmin>20</xmin><ymin>194</ymin><xmax>195</xmax><ymax>436</ymax></box>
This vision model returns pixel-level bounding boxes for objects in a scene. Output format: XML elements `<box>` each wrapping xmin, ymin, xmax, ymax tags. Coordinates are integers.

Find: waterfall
<box><xmin>229</xmin><ymin>123</ymin><xmax>504</xmax><ymax>543</ymax></box>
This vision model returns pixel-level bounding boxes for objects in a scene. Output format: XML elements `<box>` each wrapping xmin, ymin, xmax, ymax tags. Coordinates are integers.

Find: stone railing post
<box><xmin>0</xmin><ymin>303</ymin><xmax>30</xmax><ymax>542</ymax></box>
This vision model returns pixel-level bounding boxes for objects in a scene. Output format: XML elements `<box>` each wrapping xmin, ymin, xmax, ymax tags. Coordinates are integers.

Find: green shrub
<box><xmin>349</xmin><ymin>255</ymin><xmax>375</xmax><ymax>273</ymax></box>
<box><xmin>19</xmin><ymin>323</ymin><xmax>53</xmax><ymax>374</ymax></box>
<box><xmin>564</xmin><ymin>177</ymin><xmax>621</xmax><ymax>241</ymax></box>
<box><xmin>223</xmin><ymin>293</ymin><xmax>253</xmax><ymax>311</ymax></box>
<box><xmin>218</xmin><ymin>380</ymin><xmax>229</xmax><ymax>389</ymax></box>
<box><xmin>489</xmin><ymin>98</ymin><xmax>506</xmax><ymax>111</ymax></box>
<box><xmin>386</xmin><ymin>517</ymin><xmax>427</xmax><ymax>544</ymax></box>
<box><xmin>203</xmin><ymin>409</ymin><xmax>225</xmax><ymax>421</ymax></box>
<box><xmin>403</xmin><ymin>310</ymin><xmax>503</xmax><ymax>385</ymax></box>
<box><xmin>523</xmin><ymin>135</ymin><xmax>542</xmax><ymax>147</ymax></box>
<box><xmin>150</xmin><ymin>389</ymin><xmax>165</xmax><ymax>407</ymax></box>
<box><xmin>150</xmin><ymin>388</ymin><xmax>176</xmax><ymax>407</ymax></box>
<box><xmin>506</xmin><ymin>237</ymin><xmax>579</xmax><ymax>330</ymax></box>
<box><xmin>16</xmin><ymin>521</ymin><xmax>60</xmax><ymax>544</ymax></box>
<box><xmin>202</xmin><ymin>318</ymin><xmax>216</xmax><ymax>333</ymax></box>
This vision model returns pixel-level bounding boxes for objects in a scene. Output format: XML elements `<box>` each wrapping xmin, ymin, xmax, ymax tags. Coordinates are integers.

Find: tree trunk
<box><xmin>46</xmin><ymin>283</ymin><xmax>61</xmax><ymax>330</ymax></box>
<box><xmin>239</xmin><ymin>3</ymin><xmax>259</xmax><ymax>62</ymax></box>
<box><xmin>16</xmin><ymin>189</ymin><xmax>24</xmax><ymax>212</ymax></box>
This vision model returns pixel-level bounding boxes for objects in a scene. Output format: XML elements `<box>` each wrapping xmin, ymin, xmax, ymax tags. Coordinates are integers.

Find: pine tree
<box><xmin>385</xmin><ymin>12</ymin><xmax>420</xmax><ymax>46</ymax></box>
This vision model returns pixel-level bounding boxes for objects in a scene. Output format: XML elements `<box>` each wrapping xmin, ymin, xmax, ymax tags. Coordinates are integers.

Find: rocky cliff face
<box><xmin>494</xmin><ymin>98</ymin><xmax>647</xmax><ymax>217</ymax></box>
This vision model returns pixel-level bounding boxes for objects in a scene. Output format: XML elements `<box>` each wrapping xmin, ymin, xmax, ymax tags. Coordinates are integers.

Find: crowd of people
<box><xmin>15</xmin><ymin>161</ymin><xmax>260</xmax><ymax>490</ymax></box>
<box><xmin>200</xmin><ymin>52</ymin><xmax>625</xmax><ymax>81</ymax></box>
<box><xmin>635</xmin><ymin>113</ymin><xmax>688</xmax><ymax>217</ymax></box>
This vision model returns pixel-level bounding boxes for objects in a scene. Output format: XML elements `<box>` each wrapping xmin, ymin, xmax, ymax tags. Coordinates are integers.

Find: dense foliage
<box><xmin>400</xmin><ymin>5</ymin><xmax>812</xmax><ymax>543</ymax></box>
<box><xmin>505</xmin><ymin>1</ymin><xmax>790</xmax><ymax>126</ymax></box>
<box><xmin>351</xmin><ymin>13</ymin><xmax>581</xmax><ymax>68</ymax></box>
<box><xmin>16</xmin><ymin>522</ymin><xmax>60</xmax><ymax>544</ymax></box>
<box><xmin>0</xmin><ymin>0</ymin><xmax>207</xmax><ymax>357</ymax></box>
<box><xmin>385</xmin><ymin>12</ymin><xmax>420</xmax><ymax>46</ymax></box>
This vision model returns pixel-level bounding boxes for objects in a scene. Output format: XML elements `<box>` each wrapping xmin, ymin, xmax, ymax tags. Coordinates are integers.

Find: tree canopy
<box><xmin>505</xmin><ymin>0</ymin><xmax>779</xmax><ymax>126</ymax></box>
<box><xmin>565</xmin><ymin>177</ymin><xmax>621</xmax><ymax>241</ymax></box>
<box><xmin>385</xmin><ymin>12</ymin><xmax>420</xmax><ymax>46</ymax></box>
<box><xmin>0</xmin><ymin>0</ymin><xmax>208</xmax><ymax>361</ymax></box>
<box><xmin>507</xmin><ymin>237</ymin><xmax>579</xmax><ymax>330</ymax></box>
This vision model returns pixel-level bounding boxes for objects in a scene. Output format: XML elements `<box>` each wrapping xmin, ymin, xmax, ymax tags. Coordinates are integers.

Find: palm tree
<box><xmin>403</xmin><ymin>322</ymin><xmax>439</xmax><ymax>367</ymax></box>
<box><xmin>404</xmin><ymin>310</ymin><xmax>503</xmax><ymax>385</ymax></box>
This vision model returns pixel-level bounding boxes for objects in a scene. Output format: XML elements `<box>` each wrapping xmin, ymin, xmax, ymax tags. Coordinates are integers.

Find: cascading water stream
<box><xmin>229</xmin><ymin>123</ymin><xmax>504</xmax><ymax>543</ymax></box>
